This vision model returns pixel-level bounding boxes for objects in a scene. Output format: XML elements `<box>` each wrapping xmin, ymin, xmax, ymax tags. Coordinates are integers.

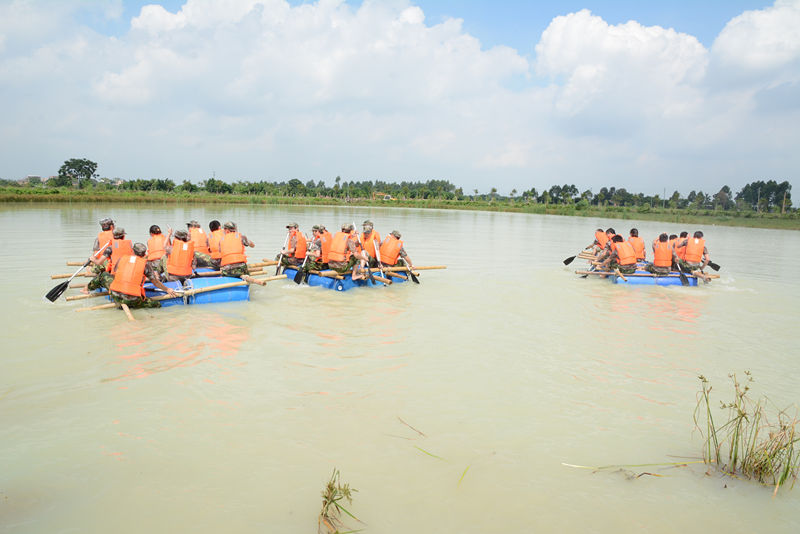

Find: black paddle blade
<box><xmin>409</xmin><ymin>271</ymin><xmax>420</xmax><ymax>284</ymax></box>
<box><xmin>678</xmin><ymin>270</ymin><xmax>689</xmax><ymax>286</ymax></box>
<box><xmin>707</xmin><ymin>261</ymin><xmax>721</xmax><ymax>271</ymax></box>
<box><xmin>293</xmin><ymin>267</ymin><xmax>304</xmax><ymax>284</ymax></box>
<box><xmin>45</xmin><ymin>281</ymin><xmax>69</xmax><ymax>302</ymax></box>
<box><xmin>563</xmin><ymin>255</ymin><xmax>576</xmax><ymax>265</ymax></box>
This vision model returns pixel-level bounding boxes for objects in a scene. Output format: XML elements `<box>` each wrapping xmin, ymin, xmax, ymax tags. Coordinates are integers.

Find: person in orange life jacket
<box><xmin>187</xmin><ymin>220</ymin><xmax>213</xmax><ymax>267</ymax></box>
<box><xmin>595</xmin><ymin>227</ymin><xmax>618</xmax><ymax>262</ymax></box>
<box><xmin>379</xmin><ymin>230</ymin><xmax>415</xmax><ymax>273</ymax></box>
<box><xmin>668</xmin><ymin>234</ymin><xmax>678</xmax><ymax>251</ymax></box>
<box><xmin>360</xmin><ymin>220</ymin><xmax>382</xmax><ymax>268</ymax></box>
<box><xmin>146</xmin><ymin>224</ymin><xmax>172</xmax><ymax>275</ymax></box>
<box><xmin>304</xmin><ymin>225</ymin><xmax>325</xmax><ymax>271</ymax></box>
<box><xmin>628</xmin><ymin>228</ymin><xmax>646</xmax><ymax>261</ymax></box>
<box><xmin>207</xmin><ymin>220</ymin><xmax>225</xmax><ymax>270</ymax></box>
<box><xmin>109</xmin><ymin>243</ymin><xmax>177</xmax><ymax>308</ymax></box>
<box><xmin>677</xmin><ymin>230</ymin><xmax>711</xmax><ymax>282</ymax></box>
<box><xmin>86</xmin><ymin>227</ymin><xmax>131</xmax><ymax>290</ymax></box>
<box><xmin>319</xmin><ymin>225</ymin><xmax>332</xmax><ymax>265</ymax></box>
<box><xmin>674</xmin><ymin>231</ymin><xmax>689</xmax><ymax>261</ymax></box>
<box><xmin>93</xmin><ymin>217</ymin><xmax>115</xmax><ymax>253</ymax></box>
<box><xmin>220</xmin><ymin>221</ymin><xmax>255</xmax><ymax>277</ymax></box>
<box><xmin>646</xmin><ymin>233</ymin><xmax>681</xmax><ymax>275</ymax></box>
<box><xmin>600</xmin><ymin>234</ymin><xmax>637</xmax><ymax>275</ymax></box>
<box><xmin>586</xmin><ymin>228</ymin><xmax>609</xmax><ymax>254</ymax></box>
<box><xmin>327</xmin><ymin>223</ymin><xmax>368</xmax><ymax>278</ymax></box>
<box><xmin>280</xmin><ymin>222</ymin><xmax>307</xmax><ymax>267</ymax></box>
<box><xmin>163</xmin><ymin>230</ymin><xmax>197</xmax><ymax>283</ymax></box>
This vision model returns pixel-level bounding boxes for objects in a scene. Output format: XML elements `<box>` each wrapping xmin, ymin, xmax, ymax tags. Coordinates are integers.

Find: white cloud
<box><xmin>0</xmin><ymin>0</ymin><xmax>798</xmax><ymax>195</ymax></box>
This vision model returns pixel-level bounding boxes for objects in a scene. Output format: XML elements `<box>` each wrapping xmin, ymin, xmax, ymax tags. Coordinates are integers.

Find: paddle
<box><xmin>372</xmin><ymin>234</ymin><xmax>389</xmax><ymax>285</ymax></box>
<box><xmin>353</xmin><ymin>222</ymin><xmax>377</xmax><ymax>285</ymax></box>
<box><xmin>45</xmin><ymin>241</ymin><xmax>110</xmax><ymax>302</ymax></box>
<box><xmin>677</xmin><ymin>265</ymin><xmax>689</xmax><ymax>286</ymax></box>
<box><xmin>707</xmin><ymin>260</ymin><xmax>721</xmax><ymax>271</ymax></box>
<box><xmin>563</xmin><ymin>255</ymin><xmax>576</xmax><ymax>266</ymax></box>
<box><xmin>407</xmin><ymin>265</ymin><xmax>419</xmax><ymax>284</ymax></box>
<box><xmin>275</xmin><ymin>232</ymin><xmax>290</xmax><ymax>275</ymax></box>
<box><xmin>294</xmin><ymin>254</ymin><xmax>309</xmax><ymax>284</ymax></box>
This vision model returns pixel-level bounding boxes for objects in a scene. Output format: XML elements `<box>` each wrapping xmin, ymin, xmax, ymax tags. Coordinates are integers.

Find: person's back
<box><xmin>627</xmin><ymin>228</ymin><xmax>645</xmax><ymax>261</ymax></box>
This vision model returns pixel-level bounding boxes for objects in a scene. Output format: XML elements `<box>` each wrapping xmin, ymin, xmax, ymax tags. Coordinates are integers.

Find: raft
<box><xmin>282</xmin><ymin>267</ymin><xmax>406</xmax><ymax>291</ymax></box>
<box><xmin>135</xmin><ymin>276</ymin><xmax>250</xmax><ymax>305</ymax></box>
<box><xmin>611</xmin><ymin>271</ymin><xmax>698</xmax><ymax>286</ymax></box>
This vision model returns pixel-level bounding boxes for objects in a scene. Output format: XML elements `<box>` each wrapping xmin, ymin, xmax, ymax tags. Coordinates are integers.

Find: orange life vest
<box><xmin>615</xmin><ymin>241</ymin><xmax>637</xmax><ymax>266</ymax></box>
<box><xmin>653</xmin><ymin>241</ymin><xmax>673</xmax><ymax>268</ymax></box>
<box><xmin>628</xmin><ymin>236</ymin><xmax>645</xmax><ymax>260</ymax></box>
<box><xmin>167</xmin><ymin>240</ymin><xmax>194</xmax><ymax>276</ymax></box>
<box><xmin>379</xmin><ymin>235</ymin><xmax>403</xmax><ymax>265</ymax></box>
<box><xmin>668</xmin><ymin>238</ymin><xmax>677</xmax><ymax>250</ymax></box>
<box><xmin>595</xmin><ymin>231</ymin><xmax>608</xmax><ymax>249</ymax></box>
<box><xmin>361</xmin><ymin>231</ymin><xmax>381</xmax><ymax>258</ymax></box>
<box><xmin>675</xmin><ymin>240</ymin><xmax>688</xmax><ymax>260</ymax></box>
<box><xmin>190</xmin><ymin>227</ymin><xmax>210</xmax><ymax>254</ymax></box>
<box><xmin>147</xmin><ymin>235</ymin><xmax>168</xmax><ymax>261</ymax></box>
<box><xmin>289</xmin><ymin>230</ymin><xmax>307</xmax><ymax>259</ymax></box>
<box><xmin>110</xmin><ymin>255</ymin><xmax>147</xmax><ymax>297</ymax></box>
<box><xmin>96</xmin><ymin>230</ymin><xmax>114</xmax><ymax>251</ymax></box>
<box><xmin>320</xmin><ymin>231</ymin><xmax>332</xmax><ymax>263</ymax></box>
<box><xmin>684</xmin><ymin>238</ymin><xmax>706</xmax><ymax>263</ymax></box>
<box><xmin>208</xmin><ymin>229</ymin><xmax>224</xmax><ymax>260</ymax></box>
<box><xmin>328</xmin><ymin>232</ymin><xmax>354</xmax><ymax>263</ymax></box>
<box><xmin>107</xmin><ymin>239</ymin><xmax>133</xmax><ymax>272</ymax></box>
<box><xmin>220</xmin><ymin>232</ymin><xmax>247</xmax><ymax>266</ymax></box>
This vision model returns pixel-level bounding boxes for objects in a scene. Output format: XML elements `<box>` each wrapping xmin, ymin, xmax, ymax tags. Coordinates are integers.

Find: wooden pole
<box><xmin>66</xmin><ymin>291</ymin><xmax>109</xmax><ymax>301</ymax></box>
<box><xmin>75</xmin><ymin>302</ymin><xmax>117</xmax><ymax>312</ymax></box>
<box><xmin>51</xmin><ymin>272</ymin><xmax>94</xmax><ymax>279</ymax></box>
<box><xmin>121</xmin><ymin>303</ymin><xmax>135</xmax><ymax>322</ymax></box>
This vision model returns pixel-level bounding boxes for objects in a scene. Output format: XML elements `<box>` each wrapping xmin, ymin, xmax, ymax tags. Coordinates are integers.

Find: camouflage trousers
<box><xmin>221</xmin><ymin>263</ymin><xmax>249</xmax><ymax>277</ymax></box>
<box><xmin>194</xmin><ymin>252</ymin><xmax>213</xmax><ymax>268</ymax></box>
<box><xmin>680</xmin><ymin>260</ymin><xmax>703</xmax><ymax>272</ymax></box>
<box><xmin>645</xmin><ymin>264</ymin><xmax>672</xmax><ymax>275</ymax></box>
<box><xmin>281</xmin><ymin>255</ymin><xmax>304</xmax><ymax>267</ymax></box>
<box><xmin>110</xmin><ymin>291</ymin><xmax>162</xmax><ymax>309</ymax></box>
<box><xmin>328</xmin><ymin>256</ymin><xmax>358</xmax><ymax>274</ymax></box>
<box><xmin>609</xmin><ymin>261</ymin><xmax>637</xmax><ymax>275</ymax></box>
<box><xmin>88</xmin><ymin>271</ymin><xmax>114</xmax><ymax>291</ymax></box>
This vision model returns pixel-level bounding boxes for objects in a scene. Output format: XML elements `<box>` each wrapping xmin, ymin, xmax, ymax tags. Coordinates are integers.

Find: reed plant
<box><xmin>694</xmin><ymin>372</ymin><xmax>800</xmax><ymax>493</ymax></box>
<box><xmin>318</xmin><ymin>469</ymin><xmax>361</xmax><ymax>534</ymax></box>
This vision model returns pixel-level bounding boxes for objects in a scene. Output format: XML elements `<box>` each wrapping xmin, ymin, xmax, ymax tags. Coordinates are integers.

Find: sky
<box><xmin>1</xmin><ymin>0</ymin><xmax>798</xmax><ymax>196</ymax></box>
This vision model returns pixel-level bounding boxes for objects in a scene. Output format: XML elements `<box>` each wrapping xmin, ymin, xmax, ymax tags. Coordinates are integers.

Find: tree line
<box><xmin>4</xmin><ymin>157</ymin><xmax>794</xmax><ymax>213</ymax></box>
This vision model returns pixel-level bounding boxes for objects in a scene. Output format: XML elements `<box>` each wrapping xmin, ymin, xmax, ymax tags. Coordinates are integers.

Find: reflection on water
<box><xmin>2</xmin><ymin>203</ymin><xmax>800</xmax><ymax>533</ymax></box>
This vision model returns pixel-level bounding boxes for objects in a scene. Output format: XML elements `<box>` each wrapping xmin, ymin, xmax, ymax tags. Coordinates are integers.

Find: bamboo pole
<box><xmin>66</xmin><ymin>291</ymin><xmax>109</xmax><ymax>301</ymax></box>
<box><xmin>121</xmin><ymin>303</ymin><xmax>135</xmax><ymax>322</ymax></box>
<box><xmin>69</xmin><ymin>282</ymin><xmax>88</xmax><ymax>289</ymax></box>
<box><xmin>75</xmin><ymin>302</ymin><xmax>117</xmax><ymax>312</ymax></box>
<box><xmin>386</xmin><ymin>271</ymin><xmax>408</xmax><ymax>280</ymax></box>
<box><xmin>51</xmin><ymin>272</ymin><xmax>94</xmax><ymax>279</ymax></box>
<box><xmin>240</xmin><ymin>275</ymin><xmax>266</xmax><ymax>286</ymax></box>
<box><xmin>575</xmin><ymin>270</ymin><xmax>719</xmax><ymax>279</ymax></box>
<box><xmin>372</xmin><ymin>275</ymin><xmax>392</xmax><ymax>284</ymax></box>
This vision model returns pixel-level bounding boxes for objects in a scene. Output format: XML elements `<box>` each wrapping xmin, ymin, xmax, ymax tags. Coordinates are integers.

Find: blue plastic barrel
<box><xmin>184</xmin><ymin>276</ymin><xmax>249</xmax><ymax>304</ymax></box>
<box><xmin>143</xmin><ymin>280</ymin><xmax>185</xmax><ymax>307</ymax></box>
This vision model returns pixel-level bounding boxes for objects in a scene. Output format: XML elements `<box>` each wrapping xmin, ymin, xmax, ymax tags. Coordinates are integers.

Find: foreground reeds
<box><xmin>694</xmin><ymin>372</ymin><xmax>800</xmax><ymax>494</ymax></box>
<box><xmin>318</xmin><ymin>469</ymin><xmax>361</xmax><ymax>534</ymax></box>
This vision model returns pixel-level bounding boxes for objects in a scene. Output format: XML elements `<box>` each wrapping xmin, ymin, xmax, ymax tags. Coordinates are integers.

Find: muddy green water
<box><xmin>1</xmin><ymin>203</ymin><xmax>799</xmax><ymax>533</ymax></box>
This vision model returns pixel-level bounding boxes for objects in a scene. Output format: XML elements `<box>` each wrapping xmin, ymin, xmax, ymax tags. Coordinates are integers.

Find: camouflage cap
<box><xmin>113</xmin><ymin>227</ymin><xmax>126</xmax><ymax>238</ymax></box>
<box><xmin>318</xmin><ymin>225</ymin><xmax>327</xmax><ymax>231</ymax></box>
<box><xmin>390</xmin><ymin>230</ymin><xmax>401</xmax><ymax>239</ymax></box>
<box><xmin>223</xmin><ymin>221</ymin><xmax>237</xmax><ymax>230</ymax></box>
<box><xmin>362</xmin><ymin>220</ymin><xmax>373</xmax><ymax>229</ymax></box>
<box><xmin>187</xmin><ymin>220</ymin><xmax>200</xmax><ymax>227</ymax></box>
<box><xmin>174</xmin><ymin>229</ymin><xmax>189</xmax><ymax>240</ymax></box>
<box><xmin>285</xmin><ymin>222</ymin><xmax>299</xmax><ymax>229</ymax></box>
<box><xmin>342</xmin><ymin>223</ymin><xmax>354</xmax><ymax>232</ymax></box>
<box><xmin>132</xmin><ymin>243</ymin><xmax>147</xmax><ymax>256</ymax></box>
<box><xmin>99</xmin><ymin>217</ymin><xmax>114</xmax><ymax>227</ymax></box>
<box><xmin>312</xmin><ymin>225</ymin><xmax>321</xmax><ymax>231</ymax></box>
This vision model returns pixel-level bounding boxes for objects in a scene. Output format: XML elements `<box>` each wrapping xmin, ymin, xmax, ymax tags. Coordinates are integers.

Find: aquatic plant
<box><xmin>318</xmin><ymin>469</ymin><xmax>361</xmax><ymax>534</ymax></box>
<box><xmin>694</xmin><ymin>372</ymin><xmax>800</xmax><ymax>493</ymax></box>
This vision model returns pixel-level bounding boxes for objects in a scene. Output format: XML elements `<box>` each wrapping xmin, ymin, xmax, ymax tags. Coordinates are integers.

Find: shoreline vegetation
<box><xmin>3</xmin><ymin>187</ymin><xmax>798</xmax><ymax>230</ymax></box>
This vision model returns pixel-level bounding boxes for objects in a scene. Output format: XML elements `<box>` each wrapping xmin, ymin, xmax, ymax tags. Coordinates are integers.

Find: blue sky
<box><xmin>2</xmin><ymin>0</ymin><xmax>798</xmax><ymax>197</ymax></box>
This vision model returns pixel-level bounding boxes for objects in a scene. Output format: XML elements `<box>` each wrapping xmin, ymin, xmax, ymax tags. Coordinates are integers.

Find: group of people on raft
<box><xmin>84</xmin><ymin>218</ymin><xmax>413</xmax><ymax>308</ymax></box>
<box><xmin>586</xmin><ymin>227</ymin><xmax>712</xmax><ymax>282</ymax></box>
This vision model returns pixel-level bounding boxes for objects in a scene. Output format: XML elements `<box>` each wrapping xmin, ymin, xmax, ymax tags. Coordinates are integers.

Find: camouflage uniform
<box><xmin>645</xmin><ymin>264</ymin><xmax>672</xmax><ymax>275</ymax></box>
<box><xmin>194</xmin><ymin>252</ymin><xmax>213</xmax><ymax>268</ymax></box>
<box><xmin>609</xmin><ymin>260</ymin><xmax>637</xmax><ymax>275</ymax></box>
<box><xmin>221</xmin><ymin>263</ymin><xmax>249</xmax><ymax>277</ymax></box>
<box><xmin>110</xmin><ymin>255</ymin><xmax>165</xmax><ymax>308</ymax></box>
<box><xmin>328</xmin><ymin>256</ymin><xmax>358</xmax><ymax>274</ymax></box>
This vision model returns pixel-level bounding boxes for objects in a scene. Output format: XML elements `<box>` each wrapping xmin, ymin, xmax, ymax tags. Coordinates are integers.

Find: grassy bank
<box><xmin>2</xmin><ymin>187</ymin><xmax>798</xmax><ymax>230</ymax></box>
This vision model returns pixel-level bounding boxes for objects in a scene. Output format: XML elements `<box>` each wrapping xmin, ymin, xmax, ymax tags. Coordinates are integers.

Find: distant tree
<box><xmin>53</xmin><ymin>158</ymin><xmax>97</xmax><ymax>188</ymax></box>
<box><xmin>490</xmin><ymin>187</ymin><xmax>497</xmax><ymax>202</ymax></box>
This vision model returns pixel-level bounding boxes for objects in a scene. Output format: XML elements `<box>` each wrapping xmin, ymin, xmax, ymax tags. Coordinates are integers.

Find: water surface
<box><xmin>2</xmin><ymin>203</ymin><xmax>799</xmax><ymax>532</ymax></box>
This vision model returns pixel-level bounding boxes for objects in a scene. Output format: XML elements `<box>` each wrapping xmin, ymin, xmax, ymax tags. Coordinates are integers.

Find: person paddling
<box><xmin>360</xmin><ymin>220</ymin><xmax>381</xmax><ymax>268</ymax></box>
<box><xmin>600</xmin><ymin>234</ymin><xmax>637</xmax><ymax>275</ymax></box>
<box><xmin>93</xmin><ymin>218</ymin><xmax>115</xmax><ymax>253</ymax></box>
<box><xmin>328</xmin><ymin>223</ymin><xmax>367</xmax><ymax>280</ymax></box>
<box><xmin>187</xmin><ymin>220</ymin><xmax>212</xmax><ymax>267</ymax></box>
<box><xmin>379</xmin><ymin>230</ymin><xmax>415</xmax><ymax>273</ymax></box>
<box><xmin>220</xmin><ymin>221</ymin><xmax>255</xmax><ymax>277</ymax></box>
<box><xmin>164</xmin><ymin>230</ymin><xmax>196</xmax><ymax>284</ymax></box>
<box><xmin>208</xmin><ymin>220</ymin><xmax>224</xmax><ymax>270</ymax></box>
<box><xmin>146</xmin><ymin>225</ymin><xmax>171</xmax><ymax>276</ymax></box>
<box><xmin>678</xmin><ymin>231</ymin><xmax>712</xmax><ymax>283</ymax></box>
<box><xmin>109</xmin><ymin>243</ymin><xmax>177</xmax><ymax>309</ymax></box>
<box><xmin>646</xmin><ymin>233</ymin><xmax>680</xmax><ymax>275</ymax></box>
<box><xmin>280</xmin><ymin>222</ymin><xmax>307</xmax><ymax>268</ymax></box>
<box><xmin>628</xmin><ymin>228</ymin><xmax>646</xmax><ymax>262</ymax></box>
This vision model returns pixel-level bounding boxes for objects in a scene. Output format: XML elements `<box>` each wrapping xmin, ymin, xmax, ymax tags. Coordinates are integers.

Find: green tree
<box><xmin>57</xmin><ymin>158</ymin><xmax>98</xmax><ymax>188</ymax></box>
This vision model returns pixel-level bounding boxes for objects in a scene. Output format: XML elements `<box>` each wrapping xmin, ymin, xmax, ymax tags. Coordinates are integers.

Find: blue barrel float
<box><xmin>611</xmin><ymin>270</ymin><xmax>698</xmax><ymax>286</ymax></box>
<box><xmin>283</xmin><ymin>268</ymin><xmax>404</xmax><ymax>291</ymax></box>
<box><xmin>143</xmin><ymin>280</ymin><xmax>185</xmax><ymax>307</ymax></box>
<box><xmin>184</xmin><ymin>276</ymin><xmax>250</xmax><ymax>304</ymax></box>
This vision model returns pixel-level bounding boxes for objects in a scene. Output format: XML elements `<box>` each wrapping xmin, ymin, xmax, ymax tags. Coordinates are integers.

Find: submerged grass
<box><xmin>319</xmin><ymin>469</ymin><xmax>362</xmax><ymax>534</ymax></box>
<box><xmin>694</xmin><ymin>372</ymin><xmax>800</xmax><ymax>493</ymax></box>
